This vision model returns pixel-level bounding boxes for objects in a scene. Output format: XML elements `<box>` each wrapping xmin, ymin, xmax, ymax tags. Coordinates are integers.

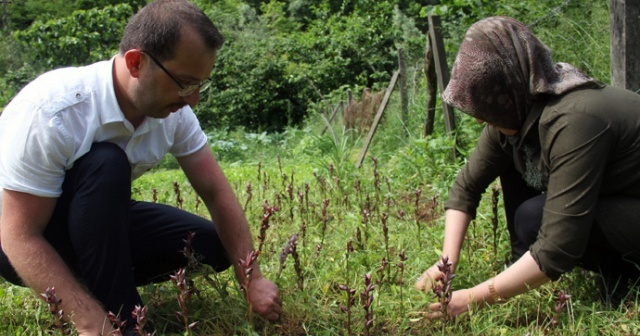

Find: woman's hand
<box><xmin>425</xmin><ymin>288</ymin><xmax>473</xmax><ymax>320</ymax></box>
<box><xmin>415</xmin><ymin>260</ymin><xmax>455</xmax><ymax>293</ymax></box>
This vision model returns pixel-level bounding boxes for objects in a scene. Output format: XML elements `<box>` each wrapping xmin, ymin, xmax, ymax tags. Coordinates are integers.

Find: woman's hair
<box><xmin>442</xmin><ymin>16</ymin><xmax>595</xmax><ymax>130</ymax></box>
<box><xmin>119</xmin><ymin>0</ymin><xmax>224</xmax><ymax>61</ymax></box>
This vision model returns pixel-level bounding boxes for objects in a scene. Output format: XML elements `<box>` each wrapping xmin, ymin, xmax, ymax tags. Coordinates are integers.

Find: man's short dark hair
<box><xmin>119</xmin><ymin>0</ymin><xmax>224</xmax><ymax>61</ymax></box>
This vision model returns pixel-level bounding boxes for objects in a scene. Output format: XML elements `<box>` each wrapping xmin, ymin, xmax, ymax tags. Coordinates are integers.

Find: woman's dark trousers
<box><xmin>501</xmin><ymin>166</ymin><xmax>640</xmax><ymax>306</ymax></box>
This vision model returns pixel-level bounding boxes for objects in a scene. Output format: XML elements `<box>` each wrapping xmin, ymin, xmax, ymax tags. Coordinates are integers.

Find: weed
<box><xmin>338</xmin><ymin>283</ymin><xmax>357</xmax><ymax>336</ymax></box>
<box><xmin>173</xmin><ymin>181</ymin><xmax>183</xmax><ymax>209</ymax></box>
<box><xmin>397</xmin><ymin>249</ymin><xmax>408</xmax><ymax>315</ymax></box>
<box><xmin>414</xmin><ymin>188</ymin><xmax>422</xmax><ymax>246</ymax></box>
<box><xmin>491</xmin><ymin>185</ymin><xmax>501</xmax><ymax>258</ymax></box>
<box><xmin>380</xmin><ymin>212</ymin><xmax>390</xmax><ymax>282</ymax></box>
<box><xmin>375</xmin><ymin>257</ymin><xmax>390</xmax><ymax>293</ymax></box>
<box><xmin>432</xmin><ymin>255</ymin><xmax>455</xmax><ymax>321</ymax></box>
<box><xmin>243</xmin><ymin>181</ymin><xmax>252</xmax><ymax>211</ymax></box>
<box><xmin>278</xmin><ymin>233</ymin><xmax>303</xmax><ymax>291</ymax></box>
<box><xmin>107</xmin><ymin>311</ymin><xmax>126</xmax><ymax>335</ymax></box>
<box><xmin>238</xmin><ymin>250</ymin><xmax>260</xmax><ymax>325</ymax></box>
<box><xmin>170</xmin><ymin>268</ymin><xmax>199</xmax><ymax>335</ymax></box>
<box><xmin>257</xmin><ymin>201</ymin><xmax>278</xmax><ymax>253</ymax></box>
<box><xmin>315</xmin><ymin>198</ymin><xmax>331</xmax><ymax>256</ymax></box>
<box><xmin>550</xmin><ymin>290</ymin><xmax>572</xmax><ymax>330</ymax></box>
<box><xmin>360</xmin><ymin>273</ymin><xmax>375</xmax><ymax>336</ymax></box>
<box><xmin>132</xmin><ymin>305</ymin><xmax>155</xmax><ymax>336</ymax></box>
<box><xmin>39</xmin><ymin>287</ymin><xmax>69</xmax><ymax>335</ymax></box>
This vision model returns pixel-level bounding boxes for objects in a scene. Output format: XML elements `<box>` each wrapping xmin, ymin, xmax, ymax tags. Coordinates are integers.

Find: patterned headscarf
<box><xmin>442</xmin><ymin>16</ymin><xmax>595</xmax><ymax>130</ymax></box>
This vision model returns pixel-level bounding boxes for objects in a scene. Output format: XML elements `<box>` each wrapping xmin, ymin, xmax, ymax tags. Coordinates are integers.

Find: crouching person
<box><xmin>0</xmin><ymin>1</ymin><xmax>281</xmax><ymax>335</ymax></box>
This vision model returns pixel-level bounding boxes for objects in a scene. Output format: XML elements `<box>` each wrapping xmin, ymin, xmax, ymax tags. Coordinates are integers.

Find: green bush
<box><xmin>1</xmin><ymin>0</ymin><xmax>612</xmax><ymax>132</ymax></box>
<box><xmin>13</xmin><ymin>4</ymin><xmax>133</xmax><ymax>69</ymax></box>
<box><xmin>196</xmin><ymin>0</ymin><xmax>428</xmax><ymax>132</ymax></box>
<box><xmin>7</xmin><ymin>0</ymin><xmax>145</xmax><ymax>31</ymax></box>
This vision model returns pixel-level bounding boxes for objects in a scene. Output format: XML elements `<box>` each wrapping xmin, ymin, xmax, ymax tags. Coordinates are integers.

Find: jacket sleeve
<box><xmin>444</xmin><ymin>126</ymin><xmax>513</xmax><ymax>218</ymax></box>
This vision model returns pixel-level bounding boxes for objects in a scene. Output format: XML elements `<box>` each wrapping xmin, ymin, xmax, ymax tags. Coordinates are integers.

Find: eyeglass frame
<box><xmin>141</xmin><ymin>51</ymin><xmax>212</xmax><ymax>97</ymax></box>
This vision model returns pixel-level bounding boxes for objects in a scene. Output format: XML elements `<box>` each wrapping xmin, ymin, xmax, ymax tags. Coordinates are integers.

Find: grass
<box><xmin>2</xmin><ymin>133</ymin><xmax>638</xmax><ymax>334</ymax></box>
<box><xmin>2</xmin><ymin>92</ymin><xmax>639</xmax><ymax>336</ymax></box>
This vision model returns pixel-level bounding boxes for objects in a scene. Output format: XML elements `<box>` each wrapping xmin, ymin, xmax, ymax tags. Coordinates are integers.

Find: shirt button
<box><xmin>75</xmin><ymin>93</ymin><xmax>82</xmax><ymax>100</ymax></box>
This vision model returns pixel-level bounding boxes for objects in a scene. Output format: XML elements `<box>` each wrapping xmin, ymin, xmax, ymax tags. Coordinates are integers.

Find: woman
<box><xmin>416</xmin><ymin>16</ymin><xmax>640</xmax><ymax>318</ymax></box>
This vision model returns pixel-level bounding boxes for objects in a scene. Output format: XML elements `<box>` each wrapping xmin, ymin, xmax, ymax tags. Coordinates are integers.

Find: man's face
<box><xmin>134</xmin><ymin>28</ymin><xmax>217</xmax><ymax>119</ymax></box>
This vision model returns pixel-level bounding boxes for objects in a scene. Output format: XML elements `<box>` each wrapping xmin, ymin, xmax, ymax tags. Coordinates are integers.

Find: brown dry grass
<box><xmin>343</xmin><ymin>88</ymin><xmax>385</xmax><ymax>133</ymax></box>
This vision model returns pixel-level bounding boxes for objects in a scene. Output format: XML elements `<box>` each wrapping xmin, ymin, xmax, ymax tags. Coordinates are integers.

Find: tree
<box><xmin>13</xmin><ymin>4</ymin><xmax>134</xmax><ymax>69</ymax></box>
<box><xmin>8</xmin><ymin>0</ymin><xmax>144</xmax><ymax>30</ymax></box>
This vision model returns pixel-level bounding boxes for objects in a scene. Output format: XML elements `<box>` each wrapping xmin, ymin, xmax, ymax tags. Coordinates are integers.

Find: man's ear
<box><xmin>123</xmin><ymin>50</ymin><xmax>144</xmax><ymax>78</ymax></box>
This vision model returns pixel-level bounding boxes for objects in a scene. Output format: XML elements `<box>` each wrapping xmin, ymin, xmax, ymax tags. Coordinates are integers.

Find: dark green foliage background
<box><xmin>0</xmin><ymin>0</ymin><xmax>610</xmax><ymax>132</ymax></box>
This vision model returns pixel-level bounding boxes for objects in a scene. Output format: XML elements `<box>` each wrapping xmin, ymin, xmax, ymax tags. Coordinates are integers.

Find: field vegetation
<box><xmin>1</xmin><ymin>0</ymin><xmax>637</xmax><ymax>335</ymax></box>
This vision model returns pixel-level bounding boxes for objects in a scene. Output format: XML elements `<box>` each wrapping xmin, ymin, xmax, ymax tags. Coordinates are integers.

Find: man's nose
<box><xmin>182</xmin><ymin>90</ymin><xmax>201</xmax><ymax>107</ymax></box>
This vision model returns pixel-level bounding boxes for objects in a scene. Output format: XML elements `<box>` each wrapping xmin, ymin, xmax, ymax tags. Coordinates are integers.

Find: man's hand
<box><xmin>1</xmin><ymin>190</ymin><xmax>114</xmax><ymax>336</ymax></box>
<box><xmin>248</xmin><ymin>276</ymin><xmax>282</xmax><ymax>321</ymax></box>
<box><xmin>179</xmin><ymin>148</ymin><xmax>283</xmax><ymax>321</ymax></box>
<box><xmin>66</xmin><ymin>306</ymin><xmax>112</xmax><ymax>336</ymax></box>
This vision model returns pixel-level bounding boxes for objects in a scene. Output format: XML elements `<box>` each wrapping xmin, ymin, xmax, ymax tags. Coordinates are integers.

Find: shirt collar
<box><xmin>97</xmin><ymin>57</ymin><xmax>164</xmax><ymax>133</ymax></box>
<box><xmin>96</xmin><ymin>57</ymin><xmax>125</xmax><ymax>125</ymax></box>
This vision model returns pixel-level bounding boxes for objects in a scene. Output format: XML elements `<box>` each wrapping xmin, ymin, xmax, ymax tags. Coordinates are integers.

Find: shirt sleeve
<box><xmin>0</xmin><ymin>100</ymin><xmax>73</xmax><ymax>198</ymax></box>
<box><xmin>530</xmin><ymin>110</ymin><xmax>611</xmax><ymax>280</ymax></box>
<box><xmin>444</xmin><ymin>126</ymin><xmax>512</xmax><ymax>218</ymax></box>
<box><xmin>169</xmin><ymin>107</ymin><xmax>208</xmax><ymax>158</ymax></box>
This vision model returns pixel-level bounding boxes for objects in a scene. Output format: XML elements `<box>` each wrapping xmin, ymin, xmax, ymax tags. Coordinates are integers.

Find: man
<box><xmin>0</xmin><ymin>1</ymin><xmax>282</xmax><ymax>334</ymax></box>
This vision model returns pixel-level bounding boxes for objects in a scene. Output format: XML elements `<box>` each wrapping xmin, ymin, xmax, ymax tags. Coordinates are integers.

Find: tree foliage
<box><xmin>421</xmin><ymin>0</ymin><xmax>610</xmax><ymax>82</ymax></box>
<box><xmin>1</xmin><ymin>0</ymin><xmax>611</xmax><ymax>132</ymax></box>
<box><xmin>197</xmin><ymin>0</ymin><xmax>428</xmax><ymax>131</ymax></box>
<box><xmin>13</xmin><ymin>4</ymin><xmax>134</xmax><ymax>69</ymax></box>
<box><xmin>7</xmin><ymin>0</ymin><xmax>145</xmax><ymax>31</ymax></box>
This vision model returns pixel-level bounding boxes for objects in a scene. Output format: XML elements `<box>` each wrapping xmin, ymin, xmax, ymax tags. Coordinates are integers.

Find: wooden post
<box><xmin>424</xmin><ymin>33</ymin><xmax>437</xmax><ymax>136</ymax></box>
<box><xmin>356</xmin><ymin>71</ymin><xmax>399</xmax><ymax>168</ymax></box>
<box><xmin>321</xmin><ymin>103</ymin><xmax>342</xmax><ymax>135</ymax></box>
<box><xmin>610</xmin><ymin>0</ymin><xmax>640</xmax><ymax>92</ymax></box>
<box><xmin>398</xmin><ymin>48</ymin><xmax>408</xmax><ymax>138</ymax></box>
<box><xmin>428</xmin><ymin>14</ymin><xmax>456</xmax><ymax>133</ymax></box>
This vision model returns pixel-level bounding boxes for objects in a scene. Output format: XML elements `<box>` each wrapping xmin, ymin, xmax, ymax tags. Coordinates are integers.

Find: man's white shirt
<box><xmin>0</xmin><ymin>58</ymin><xmax>207</xmax><ymax>216</ymax></box>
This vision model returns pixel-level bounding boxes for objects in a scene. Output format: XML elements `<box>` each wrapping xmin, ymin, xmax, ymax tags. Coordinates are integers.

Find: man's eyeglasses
<box><xmin>142</xmin><ymin>52</ymin><xmax>212</xmax><ymax>97</ymax></box>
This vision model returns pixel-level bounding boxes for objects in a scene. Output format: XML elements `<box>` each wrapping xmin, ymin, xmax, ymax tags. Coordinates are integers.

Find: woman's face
<box><xmin>476</xmin><ymin>118</ymin><xmax>519</xmax><ymax>136</ymax></box>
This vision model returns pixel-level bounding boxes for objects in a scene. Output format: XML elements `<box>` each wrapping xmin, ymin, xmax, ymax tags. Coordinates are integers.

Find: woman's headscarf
<box><xmin>442</xmin><ymin>16</ymin><xmax>596</xmax><ymax>130</ymax></box>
